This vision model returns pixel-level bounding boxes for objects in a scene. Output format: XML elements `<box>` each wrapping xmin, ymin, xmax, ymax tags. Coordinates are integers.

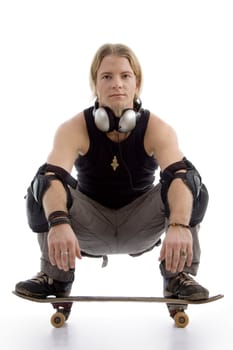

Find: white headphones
<box><xmin>93</xmin><ymin>99</ymin><xmax>142</xmax><ymax>133</ymax></box>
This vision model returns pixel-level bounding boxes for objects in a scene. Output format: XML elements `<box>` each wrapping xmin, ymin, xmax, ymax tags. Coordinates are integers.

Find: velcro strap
<box><xmin>38</xmin><ymin>163</ymin><xmax>77</xmax><ymax>188</ymax></box>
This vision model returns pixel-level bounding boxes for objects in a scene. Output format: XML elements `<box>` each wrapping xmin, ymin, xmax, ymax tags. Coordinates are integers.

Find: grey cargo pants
<box><xmin>38</xmin><ymin>183</ymin><xmax>201</xmax><ymax>282</ymax></box>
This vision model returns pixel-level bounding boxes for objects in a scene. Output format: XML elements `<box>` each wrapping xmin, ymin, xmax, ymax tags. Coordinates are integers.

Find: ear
<box><xmin>135</xmin><ymin>83</ymin><xmax>140</xmax><ymax>97</ymax></box>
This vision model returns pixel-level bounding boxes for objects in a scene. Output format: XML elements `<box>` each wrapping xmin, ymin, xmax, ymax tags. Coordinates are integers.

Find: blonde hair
<box><xmin>89</xmin><ymin>43</ymin><xmax>143</xmax><ymax>99</ymax></box>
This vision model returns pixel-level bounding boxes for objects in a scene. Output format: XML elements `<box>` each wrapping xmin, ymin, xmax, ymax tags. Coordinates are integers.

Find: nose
<box><xmin>112</xmin><ymin>76</ymin><xmax>122</xmax><ymax>89</ymax></box>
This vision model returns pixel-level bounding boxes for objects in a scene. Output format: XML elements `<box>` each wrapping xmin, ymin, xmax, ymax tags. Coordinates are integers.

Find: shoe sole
<box><xmin>15</xmin><ymin>287</ymin><xmax>71</xmax><ymax>299</ymax></box>
<box><xmin>164</xmin><ymin>291</ymin><xmax>209</xmax><ymax>301</ymax></box>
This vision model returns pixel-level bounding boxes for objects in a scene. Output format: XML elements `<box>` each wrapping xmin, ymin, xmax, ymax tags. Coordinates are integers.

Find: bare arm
<box><xmin>42</xmin><ymin>113</ymin><xmax>88</xmax><ymax>271</ymax></box>
<box><xmin>145</xmin><ymin>114</ymin><xmax>193</xmax><ymax>273</ymax></box>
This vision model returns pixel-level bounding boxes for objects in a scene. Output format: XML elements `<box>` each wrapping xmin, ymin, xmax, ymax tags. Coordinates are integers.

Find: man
<box><xmin>15</xmin><ymin>43</ymin><xmax>209</xmax><ymax>300</ymax></box>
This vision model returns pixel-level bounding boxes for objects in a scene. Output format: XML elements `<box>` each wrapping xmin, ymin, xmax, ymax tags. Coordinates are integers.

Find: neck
<box><xmin>107</xmin><ymin>130</ymin><xmax>130</xmax><ymax>142</ymax></box>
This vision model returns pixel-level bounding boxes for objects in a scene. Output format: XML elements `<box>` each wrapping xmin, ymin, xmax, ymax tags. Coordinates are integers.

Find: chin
<box><xmin>111</xmin><ymin>102</ymin><xmax>130</xmax><ymax>115</ymax></box>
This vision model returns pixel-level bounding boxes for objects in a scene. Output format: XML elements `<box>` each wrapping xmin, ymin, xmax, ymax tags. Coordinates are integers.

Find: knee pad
<box><xmin>160</xmin><ymin>158</ymin><xmax>209</xmax><ymax>226</ymax></box>
<box><xmin>26</xmin><ymin>163</ymin><xmax>77</xmax><ymax>233</ymax></box>
<box><xmin>189</xmin><ymin>183</ymin><xmax>209</xmax><ymax>226</ymax></box>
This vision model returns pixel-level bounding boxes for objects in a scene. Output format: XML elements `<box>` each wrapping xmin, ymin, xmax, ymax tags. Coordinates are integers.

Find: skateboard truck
<box><xmin>50</xmin><ymin>302</ymin><xmax>73</xmax><ymax>328</ymax></box>
<box><xmin>167</xmin><ymin>303</ymin><xmax>189</xmax><ymax>328</ymax></box>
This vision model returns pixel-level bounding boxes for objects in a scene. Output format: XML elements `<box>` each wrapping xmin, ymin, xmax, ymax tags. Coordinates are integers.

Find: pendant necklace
<box><xmin>111</xmin><ymin>155</ymin><xmax>119</xmax><ymax>171</ymax></box>
<box><xmin>110</xmin><ymin>136</ymin><xmax>120</xmax><ymax>171</ymax></box>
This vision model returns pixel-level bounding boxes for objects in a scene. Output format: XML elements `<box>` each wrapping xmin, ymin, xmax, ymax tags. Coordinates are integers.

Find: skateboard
<box><xmin>12</xmin><ymin>291</ymin><xmax>223</xmax><ymax>328</ymax></box>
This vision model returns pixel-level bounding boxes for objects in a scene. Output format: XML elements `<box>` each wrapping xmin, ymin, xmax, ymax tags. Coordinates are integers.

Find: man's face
<box><xmin>95</xmin><ymin>54</ymin><xmax>139</xmax><ymax>116</ymax></box>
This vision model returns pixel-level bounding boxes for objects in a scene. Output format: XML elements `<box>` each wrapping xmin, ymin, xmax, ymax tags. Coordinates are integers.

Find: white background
<box><xmin>0</xmin><ymin>0</ymin><xmax>232</xmax><ymax>349</ymax></box>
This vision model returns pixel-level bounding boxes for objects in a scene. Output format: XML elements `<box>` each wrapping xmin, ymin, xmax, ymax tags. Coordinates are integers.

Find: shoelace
<box><xmin>176</xmin><ymin>272</ymin><xmax>197</xmax><ymax>287</ymax></box>
<box><xmin>32</xmin><ymin>273</ymin><xmax>54</xmax><ymax>286</ymax></box>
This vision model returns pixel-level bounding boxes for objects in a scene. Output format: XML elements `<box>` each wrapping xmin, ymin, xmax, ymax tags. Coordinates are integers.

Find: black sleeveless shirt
<box><xmin>74</xmin><ymin>107</ymin><xmax>158</xmax><ymax>208</ymax></box>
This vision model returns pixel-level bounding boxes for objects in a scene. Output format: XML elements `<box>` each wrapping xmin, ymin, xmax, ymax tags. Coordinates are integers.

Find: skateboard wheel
<box><xmin>174</xmin><ymin>311</ymin><xmax>189</xmax><ymax>328</ymax></box>
<box><xmin>50</xmin><ymin>312</ymin><xmax>66</xmax><ymax>328</ymax></box>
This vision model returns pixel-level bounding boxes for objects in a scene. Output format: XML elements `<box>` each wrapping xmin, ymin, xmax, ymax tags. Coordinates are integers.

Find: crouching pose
<box><xmin>15</xmin><ymin>43</ymin><xmax>209</xmax><ymax>301</ymax></box>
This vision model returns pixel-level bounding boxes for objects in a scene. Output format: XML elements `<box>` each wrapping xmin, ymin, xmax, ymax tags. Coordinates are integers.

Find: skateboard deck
<box><xmin>12</xmin><ymin>291</ymin><xmax>223</xmax><ymax>328</ymax></box>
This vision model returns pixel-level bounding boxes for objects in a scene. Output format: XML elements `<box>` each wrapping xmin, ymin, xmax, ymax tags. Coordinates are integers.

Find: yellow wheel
<box><xmin>50</xmin><ymin>312</ymin><xmax>66</xmax><ymax>328</ymax></box>
<box><xmin>174</xmin><ymin>311</ymin><xmax>189</xmax><ymax>328</ymax></box>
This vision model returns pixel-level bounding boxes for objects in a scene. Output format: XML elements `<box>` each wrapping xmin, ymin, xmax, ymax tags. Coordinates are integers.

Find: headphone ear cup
<box><xmin>93</xmin><ymin>107</ymin><xmax>116</xmax><ymax>132</ymax></box>
<box><xmin>94</xmin><ymin>107</ymin><xmax>110</xmax><ymax>132</ymax></box>
<box><xmin>118</xmin><ymin>109</ymin><xmax>141</xmax><ymax>133</ymax></box>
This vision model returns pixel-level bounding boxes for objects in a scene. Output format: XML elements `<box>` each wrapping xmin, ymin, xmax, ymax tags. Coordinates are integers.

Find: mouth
<box><xmin>109</xmin><ymin>93</ymin><xmax>126</xmax><ymax>98</ymax></box>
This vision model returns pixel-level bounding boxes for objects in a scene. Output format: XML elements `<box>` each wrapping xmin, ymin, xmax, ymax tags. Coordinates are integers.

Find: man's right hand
<box><xmin>48</xmin><ymin>224</ymin><xmax>82</xmax><ymax>271</ymax></box>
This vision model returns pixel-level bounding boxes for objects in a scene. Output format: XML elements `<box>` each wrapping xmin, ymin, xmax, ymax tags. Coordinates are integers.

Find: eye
<box><xmin>122</xmin><ymin>73</ymin><xmax>132</xmax><ymax>79</ymax></box>
<box><xmin>102</xmin><ymin>74</ymin><xmax>112</xmax><ymax>80</ymax></box>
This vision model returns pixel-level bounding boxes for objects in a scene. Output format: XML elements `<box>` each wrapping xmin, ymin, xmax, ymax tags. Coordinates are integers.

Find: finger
<box><xmin>49</xmin><ymin>243</ymin><xmax>63</xmax><ymax>268</ymax></box>
<box><xmin>75</xmin><ymin>240</ymin><xmax>82</xmax><ymax>260</ymax></box>
<box><xmin>67</xmin><ymin>248</ymin><xmax>76</xmax><ymax>270</ymax></box>
<box><xmin>49</xmin><ymin>246</ymin><xmax>56</xmax><ymax>266</ymax></box>
<box><xmin>170</xmin><ymin>249</ymin><xmax>180</xmax><ymax>273</ymax></box>
<box><xmin>177</xmin><ymin>250</ymin><xmax>187</xmax><ymax>272</ymax></box>
<box><xmin>48</xmin><ymin>237</ymin><xmax>63</xmax><ymax>268</ymax></box>
<box><xmin>54</xmin><ymin>242</ymin><xmax>68</xmax><ymax>270</ymax></box>
<box><xmin>186</xmin><ymin>246</ymin><xmax>193</xmax><ymax>267</ymax></box>
<box><xmin>65</xmin><ymin>240</ymin><xmax>82</xmax><ymax>270</ymax></box>
<box><xmin>54</xmin><ymin>249</ymin><xmax>62</xmax><ymax>269</ymax></box>
<box><xmin>158</xmin><ymin>243</ymin><xmax>166</xmax><ymax>262</ymax></box>
<box><xmin>165</xmin><ymin>247</ymin><xmax>173</xmax><ymax>271</ymax></box>
<box><xmin>60</xmin><ymin>249</ymin><xmax>70</xmax><ymax>271</ymax></box>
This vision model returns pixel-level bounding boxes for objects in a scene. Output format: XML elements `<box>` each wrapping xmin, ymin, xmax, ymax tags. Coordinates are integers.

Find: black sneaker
<box><xmin>15</xmin><ymin>272</ymin><xmax>73</xmax><ymax>299</ymax></box>
<box><xmin>164</xmin><ymin>272</ymin><xmax>209</xmax><ymax>301</ymax></box>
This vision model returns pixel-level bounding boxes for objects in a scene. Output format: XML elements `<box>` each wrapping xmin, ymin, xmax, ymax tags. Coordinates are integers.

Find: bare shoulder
<box><xmin>145</xmin><ymin>113</ymin><xmax>178</xmax><ymax>150</ymax></box>
<box><xmin>145</xmin><ymin>112</ymin><xmax>184</xmax><ymax>170</ymax></box>
<box><xmin>56</xmin><ymin>112</ymin><xmax>88</xmax><ymax>145</ymax></box>
<box><xmin>47</xmin><ymin>112</ymin><xmax>89</xmax><ymax>169</ymax></box>
<box><xmin>57</xmin><ymin>112</ymin><xmax>86</xmax><ymax>135</ymax></box>
<box><xmin>147</xmin><ymin>113</ymin><xmax>177</xmax><ymax>138</ymax></box>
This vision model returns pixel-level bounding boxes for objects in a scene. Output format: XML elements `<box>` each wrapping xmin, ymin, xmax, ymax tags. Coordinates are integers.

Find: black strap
<box><xmin>38</xmin><ymin>163</ymin><xmax>77</xmax><ymax>188</ymax></box>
